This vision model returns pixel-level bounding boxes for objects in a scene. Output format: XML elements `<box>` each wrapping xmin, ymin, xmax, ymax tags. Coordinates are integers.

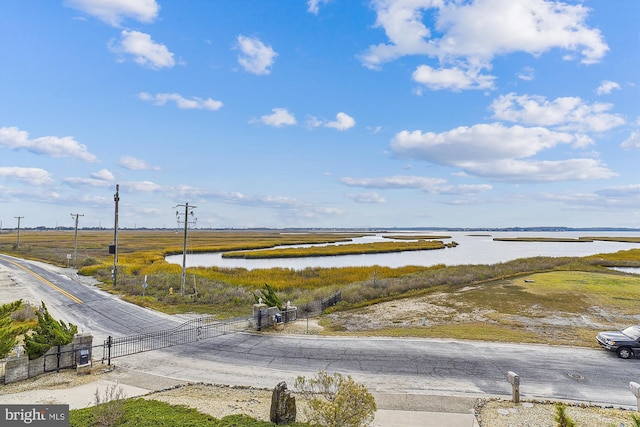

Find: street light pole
<box><xmin>71</xmin><ymin>213</ymin><xmax>84</xmax><ymax>267</ymax></box>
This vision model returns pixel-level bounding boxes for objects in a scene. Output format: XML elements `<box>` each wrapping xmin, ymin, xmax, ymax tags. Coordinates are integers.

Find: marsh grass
<box><xmin>222</xmin><ymin>240</ymin><xmax>446</xmax><ymax>258</ymax></box>
<box><xmin>1</xmin><ymin>230</ymin><xmax>639</xmax><ymax>346</ymax></box>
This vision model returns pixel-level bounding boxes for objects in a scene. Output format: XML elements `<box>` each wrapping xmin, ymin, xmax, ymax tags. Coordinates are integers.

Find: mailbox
<box><xmin>507</xmin><ymin>371</ymin><xmax>520</xmax><ymax>403</ymax></box>
<box><xmin>79</xmin><ymin>349</ymin><xmax>90</xmax><ymax>365</ymax></box>
<box><xmin>507</xmin><ymin>371</ymin><xmax>520</xmax><ymax>386</ymax></box>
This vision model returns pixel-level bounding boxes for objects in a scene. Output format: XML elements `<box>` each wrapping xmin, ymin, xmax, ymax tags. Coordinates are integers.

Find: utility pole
<box><xmin>113</xmin><ymin>185</ymin><xmax>119</xmax><ymax>288</ymax></box>
<box><xmin>14</xmin><ymin>216</ymin><xmax>23</xmax><ymax>248</ymax></box>
<box><xmin>175</xmin><ymin>203</ymin><xmax>197</xmax><ymax>296</ymax></box>
<box><xmin>70</xmin><ymin>213</ymin><xmax>84</xmax><ymax>267</ymax></box>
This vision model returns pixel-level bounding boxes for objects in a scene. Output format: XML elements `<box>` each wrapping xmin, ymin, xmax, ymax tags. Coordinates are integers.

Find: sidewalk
<box><xmin>0</xmin><ymin>367</ymin><xmax>480</xmax><ymax>426</ymax></box>
<box><xmin>373</xmin><ymin>393</ymin><xmax>480</xmax><ymax>427</ymax></box>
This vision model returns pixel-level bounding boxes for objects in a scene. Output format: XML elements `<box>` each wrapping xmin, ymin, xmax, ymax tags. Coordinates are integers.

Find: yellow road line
<box><xmin>4</xmin><ymin>258</ymin><xmax>83</xmax><ymax>304</ymax></box>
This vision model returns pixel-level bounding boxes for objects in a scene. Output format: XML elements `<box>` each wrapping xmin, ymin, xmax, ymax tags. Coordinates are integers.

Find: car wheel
<box><xmin>617</xmin><ymin>347</ymin><xmax>633</xmax><ymax>359</ymax></box>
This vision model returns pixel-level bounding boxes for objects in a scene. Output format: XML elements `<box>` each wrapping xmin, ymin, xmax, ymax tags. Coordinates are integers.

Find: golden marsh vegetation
<box><xmin>1</xmin><ymin>229</ymin><xmax>639</xmax><ymax>346</ymax></box>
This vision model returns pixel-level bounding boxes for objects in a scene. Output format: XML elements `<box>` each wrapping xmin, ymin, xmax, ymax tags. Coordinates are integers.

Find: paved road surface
<box><xmin>1</xmin><ymin>254</ymin><xmax>638</xmax><ymax>408</ymax></box>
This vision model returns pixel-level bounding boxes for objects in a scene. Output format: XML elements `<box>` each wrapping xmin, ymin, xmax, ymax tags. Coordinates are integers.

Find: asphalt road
<box><xmin>1</xmin><ymin>254</ymin><xmax>638</xmax><ymax>407</ymax></box>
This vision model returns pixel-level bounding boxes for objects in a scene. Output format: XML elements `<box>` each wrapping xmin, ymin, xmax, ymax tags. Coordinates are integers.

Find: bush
<box><xmin>555</xmin><ymin>403</ymin><xmax>575</xmax><ymax>427</ymax></box>
<box><xmin>295</xmin><ymin>371</ymin><xmax>376</xmax><ymax>427</ymax></box>
<box><xmin>24</xmin><ymin>302</ymin><xmax>78</xmax><ymax>360</ymax></box>
<box><xmin>93</xmin><ymin>384</ymin><xmax>126</xmax><ymax>426</ymax></box>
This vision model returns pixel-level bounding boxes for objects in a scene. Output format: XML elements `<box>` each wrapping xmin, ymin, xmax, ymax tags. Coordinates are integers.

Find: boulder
<box><xmin>270</xmin><ymin>381</ymin><xmax>296</xmax><ymax>424</ymax></box>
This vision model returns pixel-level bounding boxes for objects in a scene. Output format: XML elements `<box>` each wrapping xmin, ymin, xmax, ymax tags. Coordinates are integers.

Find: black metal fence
<box><xmin>296</xmin><ymin>291</ymin><xmax>342</xmax><ymax>316</ymax></box>
<box><xmin>100</xmin><ymin>316</ymin><xmax>249</xmax><ymax>364</ymax></box>
<box><xmin>99</xmin><ymin>290</ymin><xmax>342</xmax><ymax>364</ymax></box>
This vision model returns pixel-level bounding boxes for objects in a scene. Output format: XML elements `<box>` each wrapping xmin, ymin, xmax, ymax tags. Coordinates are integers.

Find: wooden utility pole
<box><xmin>71</xmin><ymin>213</ymin><xmax>84</xmax><ymax>267</ymax></box>
<box><xmin>113</xmin><ymin>185</ymin><xmax>119</xmax><ymax>288</ymax></box>
<box><xmin>14</xmin><ymin>216</ymin><xmax>23</xmax><ymax>248</ymax></box>
<box><xmin>175</xmin><ymin>203</ymin><xmax>197</xmax><ymax>296</ymax></box>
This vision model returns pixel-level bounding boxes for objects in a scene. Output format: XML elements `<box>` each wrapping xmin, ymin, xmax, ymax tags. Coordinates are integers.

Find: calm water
<box><xmin>165</xmin><ymin>231</ymin><xmax>640</xmax><ymax>271</ymax></box>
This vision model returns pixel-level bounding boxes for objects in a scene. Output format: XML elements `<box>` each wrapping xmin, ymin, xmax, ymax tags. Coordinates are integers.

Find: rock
<box><xmin>270</xmin><ymin>381</ymin><xmax>296</xmax><ymax>425</ymax></box>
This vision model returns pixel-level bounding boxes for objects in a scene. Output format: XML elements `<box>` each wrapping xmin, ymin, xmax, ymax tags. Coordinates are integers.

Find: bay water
<box><xmin>165</xmin><ymin>231</ymin><xmax>640</xmax><ymax>271</ymax></box>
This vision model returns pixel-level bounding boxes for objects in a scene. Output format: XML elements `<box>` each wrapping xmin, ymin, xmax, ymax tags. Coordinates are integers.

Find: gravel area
<box><xmin>475</xmin><ymin>398</ymin><xmax>637</xmax><ymax>427</ymax></box>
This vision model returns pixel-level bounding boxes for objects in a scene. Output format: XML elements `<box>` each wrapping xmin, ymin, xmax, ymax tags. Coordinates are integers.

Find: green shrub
<box><xmin>24</xmin><ymin>302</ymin><xmax>78</xmax><ymax>360</ymax></box>
<box><xmin>555</xmin><ymin>403</ymin><xmax>575</xmax><ymax>427</ymax></box>
<box><xmin>295</xmin><ymin>371</ymin><xmax>376</xmax><ymax>427</ymax></box>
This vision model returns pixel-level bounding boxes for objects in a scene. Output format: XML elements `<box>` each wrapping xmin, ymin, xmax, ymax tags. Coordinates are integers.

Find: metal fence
<box><xmin>99</xmin><ymin>290</ymin><xmax>342</xmax><ymax>364</ymax></box>
<box><xmin>296</xmin><ymin>291</ymin><xmax>342</xmax><ymax>316</ymax></box>
<box><xmin>100</xmin><ymin>316</ymin><xmax>250</xmax><ymax>364</ymax></box>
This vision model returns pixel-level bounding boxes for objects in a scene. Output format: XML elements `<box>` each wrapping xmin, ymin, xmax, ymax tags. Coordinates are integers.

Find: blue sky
<box><xmin>1</xmin><ymin>0</ymin><xmax>639</xmax><ymax>229</ymax></box>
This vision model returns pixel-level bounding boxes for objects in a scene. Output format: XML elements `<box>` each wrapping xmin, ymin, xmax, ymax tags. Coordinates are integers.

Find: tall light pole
<box><xmin>175</xmin><ymin>203</ymin><xmax>197</xmax><ymax>296</ymax></box>
<box><xmin>113</xmin><ymin>185</ymin><xmax>119</xmax><ymax>288</ymax></box>
<box><xmin>14</xmin><ymin>216</ymin><xmax>23</xmax><ymax>248</ymax></box>
<box><xmin>71</xmin><ymin>213</ymin><xmax>84</xmax><ymax>267</ymax></box>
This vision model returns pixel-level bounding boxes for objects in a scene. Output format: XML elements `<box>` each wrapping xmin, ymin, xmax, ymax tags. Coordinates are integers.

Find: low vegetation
<box><xmin>1</xmin><ymin>230</ymin><xmax>639</xmax><ymax>347</ymax></box>
<box><xmin>0</xmin><ymin>300</ymin><xmax>37</xmax><ymax>358</ymax></box>
<box><xmin>222</xmin><ymin>239</ymin><xmax>450</xmax><ymax>258</ymax></box>
<box><xmin>23</xmin><ymin>302</ymin><xmax>78</xmax><ymax>359</ymax></box>
<box><xmin>70</xmin><ymin>398</ymin><xmax>310</xmax><ymax>427</ymax></box>
<box><xmin>295</xmin><ymin>371</ymin><xmax>376</xmax><ymax>427</ymax></box>
<box><xmin>0</xmin><ymin>300</ymin><xmax>77</xmax><ymax>360</ymax></box>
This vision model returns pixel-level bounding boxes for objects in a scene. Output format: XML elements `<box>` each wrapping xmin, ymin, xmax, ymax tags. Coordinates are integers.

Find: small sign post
<box><xmin>142</xmin><ymin>275</ymin><xmax>148</xmax><ymax>298</ymax></box>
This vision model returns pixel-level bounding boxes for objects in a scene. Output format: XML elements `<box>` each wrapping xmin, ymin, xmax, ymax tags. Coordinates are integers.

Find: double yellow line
<box><xmin>3</xmin><ymin>258</ymin><xmax>83</xmax><ymax>304</ymax></box>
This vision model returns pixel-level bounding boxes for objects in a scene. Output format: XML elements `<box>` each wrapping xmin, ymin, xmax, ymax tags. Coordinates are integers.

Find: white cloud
<box><xmin>341</xmin><ymin>175</ymin><xmax>492</xmax><ymax>195</ymax></box>
<box><xmin>412</xmin><ymin>65</ymin><xmax>495</xmax><ymax>91</ymax></box>
<box><xmin>63</xmin><ymin>176</ymin><xmax>114</xmax><ymax>187</ymax></box>
<box><xmin>65</xmin><ymin>0</ymin><xmax>159</xmax><ymax>26</ymax></box>
<box><xmin>490</xmin><ymin>93</ymin><xmax>625</xmax><ymax>132</ymax></box>
<box><xmin>138</xmin><ymin>92</ymin><xmax>223</xmax><ymax>110</ymax></box>
<box><xmin>517</xmin><ymin>66</ymin><xmax>535</xmax><ymax>81</ymax></box>
<box><xmin>0</xmin><ymin>167</ymin><xmax>54</xmax><ymax>186</ymax></box>
<box><xmin>596</xmin><ymin>80</ymin><xmax>621</xmax><ymax>95</ymax></box>
<box><xmin>596</xmin><ymin>184</ymin><xmax>640</xmax><ymax>198</ymax></box>
<box><xmin>327</xmin><ymin>112</ymin><xmax>356</xmax><ymax>131</ymax></box>
<box><xmin>621</xmin><ymin>131</ymin><xmax>640</xmax><ymax>150</ymax></box>
<box><xmin>438</xmin><ymin>184</ymin><xmax>493</xmax><ymax>195</ymax></box>
<box><xmin>0</xmin><ymin>126</ymin><xmax>97</xmax><ymax>162</ymax></box>
<box><xmin>465</xmin><ymin>158</ymin><xmax>615</xmax><ymax>182</ymax></box>
<box><xmin>341</xmin><ymin>175</ymin><xmax>446</xmax><ymax>190</ymax></box>
<box><xmin>310</xmin><ymin>112</ymin><xmax>356</xmax><ymax>131</ymax></box>
<box><xmin>435</xmin><ymin>0</ymin><xmax>608</xmax><ymax>63</ymax></box>
<box><xmin>110</xmin><ymin>30</ymin><xmax>175</xmax><ymax>69</ymax></box>
<box><xmin>253</xmin><ymin>108</ymin><xmax>297</xmax><ymax>127</ymax></box>
<box><xmin>118</xmin><ymin>156</ymin><xmax>160</xmax><ymax>171</ymax></box>
<box><xmin>361</xmin><ymin>0</ymin><xmax>608</xmax><ymax>91</ymax></box>
<box><xmin>236</xmin><ymin>35</ymin><xmax>278</xmax><ymax>75</ymax></box>
<box><xmin>126</xmin><ymin>180</ymin><xmax>163</xmax><ymax>192</ymax></box>
<box><xmin>391</xmin><ymin>123</ymin><xmax>614</xmax><ymax>182</ymax></box>
<box><xmin>91</xmin><ymin>169</ymin><xmax>114</xmax><ymax>181</ymax></box>
<box><xmin>307</xmin><ymin>0</ymin><xmax>330</xmax><ymax>15</ymax></box>
<box><xmin>346</xmin><ymin>192</ymin><xmax>387</xmax><ymax>204</ymax></box>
